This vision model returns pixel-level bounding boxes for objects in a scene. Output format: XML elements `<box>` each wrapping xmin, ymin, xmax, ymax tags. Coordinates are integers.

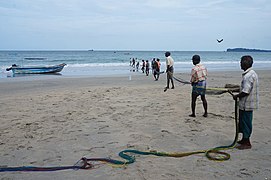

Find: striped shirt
<box><xmin>239</xmin><ymin>68</ymin><xmax>259</xmax><ymax>111</ymax></box>
<box><xmin>190</xmin><ymin>64</ymin><xmax>207</xmax><ymax>83</ymax></box>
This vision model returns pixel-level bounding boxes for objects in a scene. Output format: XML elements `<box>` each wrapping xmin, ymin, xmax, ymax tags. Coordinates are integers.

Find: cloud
<box><xmin>0</xmin><ymin>0</ymin><xmax>271</xmax><ymax>50</ymax></box>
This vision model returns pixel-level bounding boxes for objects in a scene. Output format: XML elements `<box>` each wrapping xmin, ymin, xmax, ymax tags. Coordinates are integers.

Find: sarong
<box><xmin>192</xmin><ymin>80</ymin><xmax>206</xmax><ymax>95</ymax></box>
<box><xmin>167</xmin><ymin>66</ymin><xmax>173</xmax><ymax>79</ymax></box>
<box><xmin>239</xmin><ymin>110</ymin><xmax>253</xmax><ymax>138</ymax></box>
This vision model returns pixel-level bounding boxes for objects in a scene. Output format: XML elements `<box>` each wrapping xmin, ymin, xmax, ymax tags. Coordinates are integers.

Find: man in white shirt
<box><xmin>233</xmin><ymin>55</ymin><xmax>259</xmax><ymax>150</ymax></box>
<box><xmin>164</xmin><ymin>52</ymin><xmax>174</xmax><ymax>91</ymax></box>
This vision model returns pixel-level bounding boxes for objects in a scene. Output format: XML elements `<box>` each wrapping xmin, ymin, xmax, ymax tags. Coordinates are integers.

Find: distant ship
<box><xmin>227</xmin><ymin>48</ymin><xmax>271</xmax><ymax>52</ymax></box>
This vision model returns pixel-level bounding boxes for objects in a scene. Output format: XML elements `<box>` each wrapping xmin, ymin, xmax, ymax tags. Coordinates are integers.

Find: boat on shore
<box><xmin>6</xmin><ymin>63</ymin><xmax>66</xmax><ymax>74</ymax></box>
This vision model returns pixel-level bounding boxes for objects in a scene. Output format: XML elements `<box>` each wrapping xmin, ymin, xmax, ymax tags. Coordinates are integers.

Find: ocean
<box><xmin>1</xmin><ymin>50</ymin><xmax>271</xmax><ymax>79</ymax></box>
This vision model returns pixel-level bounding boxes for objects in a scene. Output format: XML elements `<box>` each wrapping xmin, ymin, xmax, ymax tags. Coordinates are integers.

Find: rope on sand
<box><xmin>173</xmin><ymin>76</ymin><xmax>191</xmax><ymax>84</ymax></box>
<box><xmin>84</xmin><ymin>94</ymin><xmax>238</xmax><ymax>166</ymax></box>
<box><xmin>0</xmin><ymin>158</ymin><xmax>93</xmax><ymax>172</ymax></box>
<box><xmin>172</xmin><ymin>75</ymin><xmax>240</xmax><ymax>94</ymax></box>
<box><xmin>0</xmin><ymin>90</ymin><xmax>239</xmax><ymax>172</ymax></box>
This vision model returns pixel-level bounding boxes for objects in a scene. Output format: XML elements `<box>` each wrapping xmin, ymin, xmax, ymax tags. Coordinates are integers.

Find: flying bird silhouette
<box><xmin>217</xmin><ymin>39</ymin><xmax>223</xmax><ymax>43</ymax></box>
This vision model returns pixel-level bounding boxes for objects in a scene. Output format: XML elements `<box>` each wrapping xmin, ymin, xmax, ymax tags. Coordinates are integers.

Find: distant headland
<box><xmin>227</xmin><ymin>48</ymin><xmax>271</xmax><ymax>52</ymax></box>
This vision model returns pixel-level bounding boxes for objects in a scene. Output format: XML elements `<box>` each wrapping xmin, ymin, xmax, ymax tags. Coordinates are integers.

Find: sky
<box><xmin>0</xmin><ymin>0</ymin><xmax>271</xmax><ymax>51</ymax></box>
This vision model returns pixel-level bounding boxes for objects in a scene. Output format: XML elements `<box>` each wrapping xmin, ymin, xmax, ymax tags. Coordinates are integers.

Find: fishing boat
<box><xmin>6</xmin><ymin>63</ymin><xmax>66</xmax><ymax>74</ymax></box>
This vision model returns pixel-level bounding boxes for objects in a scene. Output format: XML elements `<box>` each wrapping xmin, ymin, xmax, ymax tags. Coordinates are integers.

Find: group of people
<box><xmin>132</xmin><ymin>52</ymin><xmax>258</xmax><ymax>151</ymax></box>
<box><xmin>140</xmin><ymin>60</ymin><xmax>149</xmax><ymax>75</ymax></box>
<box><xmin>129</xmin><ymin>58</ymin><xmax>140</xmax><ymax>72</ymax></box>
<box><xmin>140</xmin><ymin>58</ymin><xmax>162</xmax><ymax>78</ymax></box>
<box><xmin>151</xmin><ymin>58</ymin><xmax>161</xmax><ymax>80</ymax></box>
<box><xmin>165</xmin><ymin>52</ymin><xmax>258</xmax><ymax>150</ymax></box>
<box><xmin>130</xmin><ymin>57</ymin><xmax>161</xmax><ymax>80</ymax></box>
<box><xmin>132</xmin><ymin>52</ymin><xmax>258</xmax><ymax>150</ymax></box>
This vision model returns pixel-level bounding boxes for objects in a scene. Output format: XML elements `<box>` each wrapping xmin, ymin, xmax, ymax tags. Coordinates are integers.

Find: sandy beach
<box><xmin>0</xmin><ymin>70</ymin><xmax>271</xmax><ymax>180</ymax></box>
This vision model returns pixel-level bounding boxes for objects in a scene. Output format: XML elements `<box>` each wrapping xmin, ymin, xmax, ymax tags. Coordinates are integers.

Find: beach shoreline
<box><xmin>0</xmin><ymin>66</ymin><xmax>271</xmax><ymax>83</ymax></box>
<box><xmin>1</xmin><ymin>63</ymin><xmax>271</xmax><ymax>81</ymax></box>
<box><xmin>0</xmin><ymin>70</ymin><xmax>270</xmax><ymax>179</ymax></box>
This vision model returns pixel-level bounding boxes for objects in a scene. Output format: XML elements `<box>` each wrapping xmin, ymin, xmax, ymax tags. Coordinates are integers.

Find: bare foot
<box><xmin>189</xmin><ymin>114</ymin><xmax>196</xmax><ymax>117</ymax></box>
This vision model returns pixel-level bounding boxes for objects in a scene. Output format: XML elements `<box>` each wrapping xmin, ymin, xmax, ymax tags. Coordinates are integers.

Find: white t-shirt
<box><xmin>166</xmin><ymin>56</ymin><xmax>174</xmax><ymax>67</ymax></box>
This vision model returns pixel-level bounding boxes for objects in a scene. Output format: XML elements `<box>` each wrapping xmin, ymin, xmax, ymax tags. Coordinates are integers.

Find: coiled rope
<box><xmin>0</xmin><ymin>82</ymin><xmax>238</xmax><ymax>172</ymax></box>
<box><xmin>84</xmin><ymin>93</ymin><xmax>238</xmax><ymax>166</ymax></box>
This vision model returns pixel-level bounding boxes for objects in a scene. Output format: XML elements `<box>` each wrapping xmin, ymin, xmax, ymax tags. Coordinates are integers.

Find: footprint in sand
<box><xmin>239</xmin><ymin>168</ymin><xmax>253</xmax><ymax>177</ymax></box>
<box><xmin>208</xmin><ymin>113</ymin><xmax>234</xmax><ymax>121</ymax></box>
<box><xmin>99</xmin><ymin>125</ymin><xmax>109</xmax><ymax>130</ymax></box>
<box><xmin>97</xmin><ymin>131</ymin><xmax>110</xmax><ymax>134</ymax></box>
<box><xmin>161</xmin><ymin>129</ymin><xmax>171</xmax><ymax>133</ymax></box>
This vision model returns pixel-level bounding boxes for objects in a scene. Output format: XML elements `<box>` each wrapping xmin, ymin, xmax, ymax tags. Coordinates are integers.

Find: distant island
<box><xmin>227</xmin><ymin>48</ymin><xmax>271</xmax><ymax>52</ymax></box>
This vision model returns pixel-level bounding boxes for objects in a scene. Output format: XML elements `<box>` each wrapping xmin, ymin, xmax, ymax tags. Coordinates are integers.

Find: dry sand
<box><xmin>0</xmin><ymin>70</ymin><xmax>270</xmax><ymax>180</ymax></box>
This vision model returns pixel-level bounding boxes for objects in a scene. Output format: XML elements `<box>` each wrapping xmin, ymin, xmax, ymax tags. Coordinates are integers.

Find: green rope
<box><xmin>0</xmin><ymin>92</ymin><xmax>238</xmax><ymax>172</ymax></box>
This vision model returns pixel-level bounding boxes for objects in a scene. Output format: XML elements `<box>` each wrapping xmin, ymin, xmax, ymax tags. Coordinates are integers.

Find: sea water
<box><xmin>0</xmin><ymin>50</ymin><xmax>271</xmax><ymax>78</ymax></box>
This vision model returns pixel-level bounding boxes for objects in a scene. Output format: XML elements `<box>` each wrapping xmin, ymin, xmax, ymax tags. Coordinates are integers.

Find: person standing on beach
<box><xmin>164</xmin><ymin>52</ymin><xmax>174</xmax><ymax>90</ymax></box>
<box><xmin>145</xmin><ymin>60</ymin><xmax>150</xmax><ymax>76</ymax></box>
<box><xmin>141</xmin><ymin>60</ymin><xmax>145</xmax><ymax>73</ymax></box>
<box><xmin>136</xmin><ymin>61</ymin><xmax>139</xmax><ymax>71</ymax></box>
<box><xmin>153</xmin><ymin>58</ymin><xmax>161</xmax><ymax>81</ymax></box>
<box><xmin>233</xmin><ymin>55</ymin><xmax>259</xmax><ymax>150</ymax></box>
<box><xmin>151</xmin><ymin>58</ymin><xmax>156</xmax><ymax>75</ymax></box>
<box><xmin>132</xmin><ymin>58</ymin><xmax>135</xmax><ymax>68</ymax></box>
<box><xmin>152</xmin><ymin>58</ymin><xmax>158</xmax><ymax>80</ymax></box>
<box><xmin>189</xmin><ymin>55</ymin><xmax>208</xmax><ymax>118</ymax></box>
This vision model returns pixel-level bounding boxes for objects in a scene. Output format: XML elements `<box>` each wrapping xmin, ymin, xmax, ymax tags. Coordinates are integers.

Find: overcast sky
<box><xmin>0</xmin><ymin>0</ymin><xmax>270</xmax><ymax>51</ymax></box>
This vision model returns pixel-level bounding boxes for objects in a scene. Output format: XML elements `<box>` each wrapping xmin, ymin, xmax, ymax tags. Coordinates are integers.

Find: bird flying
<box><xmin>217</xmin><ymin>39</ymin><xmax>223</xmax><ymax>43</ymax></box>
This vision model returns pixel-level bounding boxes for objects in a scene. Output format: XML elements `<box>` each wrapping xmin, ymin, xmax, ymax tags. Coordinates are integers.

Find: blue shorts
<box><xmin>192</xmin><ymin>81</ymin><xmax>206</xmax><ymax>95</ymax></box>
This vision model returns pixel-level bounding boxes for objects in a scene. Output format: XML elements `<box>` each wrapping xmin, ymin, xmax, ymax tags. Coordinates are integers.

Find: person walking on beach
<box><xmin>189</xmin><ymin>55</ymin><xmax>208</xmax><ymax>118</ymax></box>
<box><xmin>164</xmin><ymin>52</ymin><xmax>174</xmax><ymax>91</ymax></box>
<box><xmin>233</xmin><ymin>55</ymin><xmax>259</xmax><ymax>150</ymax></box>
